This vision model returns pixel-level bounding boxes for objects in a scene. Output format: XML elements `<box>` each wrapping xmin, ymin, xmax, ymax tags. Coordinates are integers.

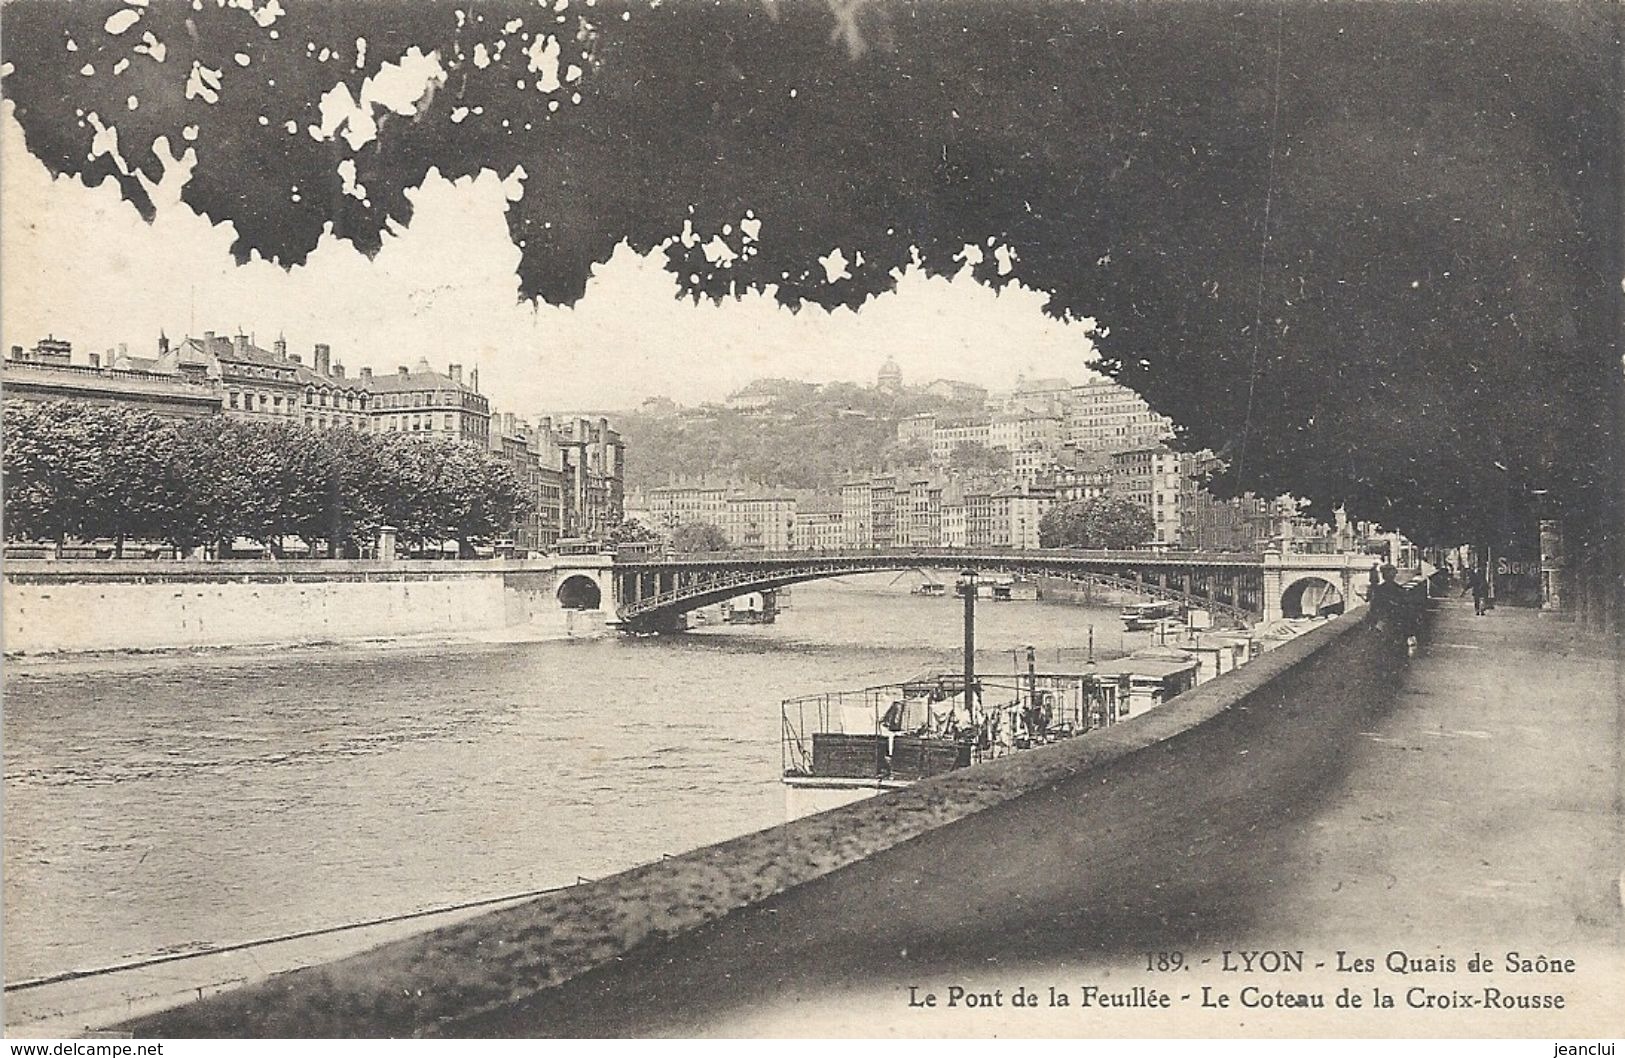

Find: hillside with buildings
<box><xmin>4</xmin><ymin>334</ymin><xmax>1362</xmax><ymax>559</ymax></box>
<box><xmin>622</xmin><ymin>359</ymin><xmax>1359</xmax><ymax>555</ymax></box>
<box><xmin>615</xmin><ymin>374</ymin><xmax>965</xmax><ymax>493</ymax></box>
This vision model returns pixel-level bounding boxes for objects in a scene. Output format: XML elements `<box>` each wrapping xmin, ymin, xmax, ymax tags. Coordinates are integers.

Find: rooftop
<box><xmin>363</xmin><ymin>358</ymin><xmax>481</xmax><ymax>396</ymax></box>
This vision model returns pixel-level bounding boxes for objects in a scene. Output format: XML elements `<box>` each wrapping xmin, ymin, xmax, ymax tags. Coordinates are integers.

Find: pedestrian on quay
<box><xmin>1468</xmin><ymin>566</ymin><xmax>1489</xmax><ymax>616</ymax></box>
<box><xmin>1370</xmin><ymin>563</ymin><xmax>1421</xmax><ymax>655</ymax></box>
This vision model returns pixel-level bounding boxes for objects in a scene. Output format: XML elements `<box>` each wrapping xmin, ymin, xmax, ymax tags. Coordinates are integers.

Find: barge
<box><xmin>781</xmin><ymin>659</ymin><xmax>1201</xmax><ymax>819</ymax></box>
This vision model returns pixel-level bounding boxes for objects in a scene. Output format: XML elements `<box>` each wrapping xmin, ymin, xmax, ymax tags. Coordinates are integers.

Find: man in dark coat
<box><xmin>1468</xmin><ymin>566</ymin><xmax>1490</xmax><ymax>615</ymax></box>
<box><xmin>1371</xmin><ymin>563</ymin><xmax>1418</xmax><ymax>648</ymax></box>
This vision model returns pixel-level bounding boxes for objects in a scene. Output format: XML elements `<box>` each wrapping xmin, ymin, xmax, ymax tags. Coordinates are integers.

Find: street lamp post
<box><xmin>961</xmin><ymin>569</ymin><xmax>977</xmax><ymax>732</ymax></box>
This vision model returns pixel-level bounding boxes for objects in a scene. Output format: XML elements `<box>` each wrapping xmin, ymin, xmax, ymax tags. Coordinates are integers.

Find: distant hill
<box><xmin>616</xmin><ymin>381</ymin><xmax>977</xmax><ymax>491</ymax></box>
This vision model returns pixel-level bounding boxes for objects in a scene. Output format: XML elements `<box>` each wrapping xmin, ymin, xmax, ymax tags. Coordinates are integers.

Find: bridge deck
<box><xmin>609</xmin><ymin>548</ymin><xmax>1283</xmax><ymax>625</ymax></box>
<box><xmin>612</xmin><ymin>547</ymin><xmax>1266</xmax><ymax>569</ymax></box>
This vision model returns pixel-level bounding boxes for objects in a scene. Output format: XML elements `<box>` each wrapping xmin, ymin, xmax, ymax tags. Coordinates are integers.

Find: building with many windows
<box><xmin>796</xmin><ymin>508</ymin><xmax>844</xmax><ymax>551</ymax></box>
<box><xmin>289</xmin><ymin>341</ymin><xmax>371</xmax><ymax>430</ymax></box>
<box><xmin>896</xmin><ymin>412</ymin><xmax>937</xmax><ymax>447</ymax></box>
<box><xmin>869</xmin><ymin>475</ymin><xmax>898</xmax><ymax>548</ymax></box>
<box><xmin>555</xmin><ymin>417</ymin><xmax>626</xmax><ymax>541</ymax></box>
<box><xmin>930</xmin><ymin>422</ymin><xmax>992</xmax><ymax>466</ymax></box>
<box><xmin>1066</xmin><ymin>379</ymin><xmax>1175</xmax><ymax>452</ymax></box>
<box><xmin>157</xmin><ymin>331</ymin><xmax>303</xmax><ymax>421</ymax></box>
<box><xmin>998</xmin><ymin>376</ymin><xmax>1075</xmax><ymax>417</ymax></box>
<box><xmin>486</xmin><ymin>412</ymin><xmax>626</xmax><ymax>552</ymax></box>
<box><xmin>367</xmin><ymin>359</ymin><xmax>490</xmax><ymax>443</ymax></box>
<box><xmin>840</xmin><ymin>480</ymin><xmax>873</xmax><ymax>548</ymax></box>
<box><xmin>3</xmin><ymin>339</ymin><xmax>222</xmax><ymax>419</ymax></box>
<box><xmin>989</xmin><ymin>413</ymin><xmax>1064</xmax><ymax>453</ymax></box>
<box><xmin>902</xmin><ymin>478</ymin><xmax>944</xmax><ymax>547</ymax></box>
<box><xmin>1110</xmin><ymin>446</ymin><xmax>1191</xmax><ymax>546</ymax></box>
<box><xmin>941</xmin><ymin>499</ymin><xmax>968</xmax><ymax>547</ymax></box>
<box><xmin>964</xmin><ymin>491</ymin><xmax>994</xmax><ymax>547</ymax></box>
<box><xmin>990</xmin><ymin>486</ymin><xmax>1055</xmax><ymax>549</ymax></box>
<box><xmin>645</xmin><ymin>485</ymin><xmax>730</xmax><ymax>534</ymax></box>
<box><xmin>719</xmin><ymin>496</ymin><xmax>795</xmax><ymax>551</ymax></box>
<box><xmin>644</xmin><ymin>484</ymin><xmax>790</xmax><ymax>550</ymax></box>
<box><xmin>1041</xmin><ymin>460</ymin><xmax>1113</xmax><ymax>503</ymax></box>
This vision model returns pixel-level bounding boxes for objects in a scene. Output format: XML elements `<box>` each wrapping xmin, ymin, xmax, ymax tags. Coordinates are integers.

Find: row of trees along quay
<box><xmin>1</xmin><ymin>400</ymin><xmax>529</xmax><ymax>558</ymax></box>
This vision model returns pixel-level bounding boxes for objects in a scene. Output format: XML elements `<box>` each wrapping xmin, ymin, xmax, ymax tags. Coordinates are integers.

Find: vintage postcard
<box><xmin>1</xmin><ymin>0</ymin><xmax>1620</xmax><ymax>1045</ymax></box>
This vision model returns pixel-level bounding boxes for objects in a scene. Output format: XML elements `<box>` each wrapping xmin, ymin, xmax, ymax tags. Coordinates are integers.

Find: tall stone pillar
<box><xmin>1261</xmin><ymin>550</ymin><xmax>1283</xmax><ymax>625</ymax></box>
<box><xmin>377</xmin><ymin>525</ymin><xmax>398</xmax><ymax>565</ymax></box>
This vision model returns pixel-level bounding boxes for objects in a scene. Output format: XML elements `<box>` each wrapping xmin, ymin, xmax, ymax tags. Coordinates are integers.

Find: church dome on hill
<box><xmin>877</xmin><ymin>357</ymin><xmax>903</xmax><ymax>392</ymax></box>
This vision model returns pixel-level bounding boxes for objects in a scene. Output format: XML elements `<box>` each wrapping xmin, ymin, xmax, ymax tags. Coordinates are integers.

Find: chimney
<box><xmin>470</xmin><ymin>366</ymin><xmax>479</xmax><ymax>393</ymax></box>
<box><xmin>501</xmin><ymin>411</ymin><xmax>516</xmax><ymax>435</ymax></box>
<box><xmin>288</xmin><ymin>353</ymin><xmax>302</xmax><ymax>364</ymax></box>
<box><xmin>448</xmin><ymin>363</ymin><xmax>463</xmax><ymax>385</ymax></box>
<box><xmin>158</xmin><ymin>332</ymin><xmax>169</xmax><ymax>355</ymax></box>
<box><xmin>235</xmin><ymin>333</ymin><xmax>249</xmax><ymax>355</ymax></box>
<box><xmin>203</xmin><ymin>330</ymin><xmax>216</xmax><ymax>347</ymax></box>
<box><xmin>274</xmin><ymin>333</ymin><xmax>287</xmax><ymax>358</ymax></box>
<box><xmin>398</xmin><ymin>365</ymin><xmax>410</xmax><ymax>376</ymax></box>
<box><xmin>314</xmin><ymin>343</ymin><xmax>331</xmax><ymax>376</ymax></box>
<box><xmin>89</xmin><ymin>352</ymin><xmax>101</xmax><ymax>369</ymax></box>
<box><xmin>118</xmin><ymin>342</ymin><xmax>128</xmax><ymax>356</ymax></box>
<box><xmin>333</xmin><ymin>362</ymin><xmax>345</xmax><ymax>379</ymax></box>
<box><xmin>360</xmin><ymin>366</ymin><xmax>373</xmax><ymax>381</ymax></box>
<box><xmin>8</xmin><ymin>345</ymin><xmax>21</xmax><ymax>359</ymax></box>
<box><xmin>541</xmin><ymin>416</ymin><xmax>553</xmax><ymax>433</ymax></box>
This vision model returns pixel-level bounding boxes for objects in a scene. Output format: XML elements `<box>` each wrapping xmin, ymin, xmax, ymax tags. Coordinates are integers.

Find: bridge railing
<box><xmin>613</xmin><ymin>553</ymin><xmax>1265</xmax><ymax>624</ymax></box>
<box><xmin>613</xmin><ymin>546</ymin><xmax>1265</xmax><ymax>567</ymax></box>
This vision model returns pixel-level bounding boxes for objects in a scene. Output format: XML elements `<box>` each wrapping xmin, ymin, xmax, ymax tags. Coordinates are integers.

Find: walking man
<box><xmin>1371</xmin><ymin>564</ymin><xmax>1414</xmax><ymax>654</ymax></box>
<box><xmin>1467</xmin><ymin>566</ymin><xmax>1489</xmax><ymax>616</ymax></box>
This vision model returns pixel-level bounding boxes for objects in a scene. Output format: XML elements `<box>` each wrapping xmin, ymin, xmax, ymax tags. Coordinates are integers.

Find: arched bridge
<box><xmin>606</xmin><ymin>547</ymin><xmax>1379</xmax><ymax>633</ymax></box>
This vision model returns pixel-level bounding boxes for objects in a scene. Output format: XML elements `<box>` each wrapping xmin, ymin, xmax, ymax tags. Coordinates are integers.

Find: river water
<box><xmin>2</xmin><ymin>575</ymin><xmax>1127</xmax><ymax>984</ymax></box>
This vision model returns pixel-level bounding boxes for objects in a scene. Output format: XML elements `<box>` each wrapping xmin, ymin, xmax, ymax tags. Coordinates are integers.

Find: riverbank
<box><xmin>119</xmin><ymin>607</ymin><xmax>1394</xmax><ymax>1037</ymax></box>
<box><xmin>3</xmin><ymin>578</ymin><xmax>1128</xmax><ymax>1035</ymax></box>
<box><xmin>118</xmin><ymin>598</ymin><xmax>1623</xmax><ymax>1039</ymax></box>
<box><xmin>492</xmin><ymin>597</ymin><xmax>1618</xmax><ymax>1039</ymax></box>
<box><xmin>1</xmin><ymin>613</ymin><xmax>611</xmax><ymax>674</ymax></box>
<box><xmin>2</xmin><ymin>557</ymin><xmax>612</xmax><ymax>656</ymax></box>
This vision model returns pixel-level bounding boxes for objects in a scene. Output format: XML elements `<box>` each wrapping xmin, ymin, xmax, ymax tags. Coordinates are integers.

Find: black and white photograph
<box><xmin>0</xmin><ymin>0</ymin><xmax>1621</xmax><ymax>1043</ymax></box>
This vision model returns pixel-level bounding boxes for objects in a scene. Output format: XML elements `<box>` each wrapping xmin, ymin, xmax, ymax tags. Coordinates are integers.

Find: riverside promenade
<box><xmin>119</xmin><ymin>597</ymin><xmax>1622</xmax><ymax>1038</ymax></box>
<box><xmin>446</xmin><ymin>598</ymin><xmax>1622</xmax><ymax>1037</ymax></box>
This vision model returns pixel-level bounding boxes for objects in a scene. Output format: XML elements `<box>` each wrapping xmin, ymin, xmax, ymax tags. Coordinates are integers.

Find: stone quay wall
<box><xmin>2</xmin><ymin>558</ymin><xmax>612</xmax><ymax>655</ymax></box>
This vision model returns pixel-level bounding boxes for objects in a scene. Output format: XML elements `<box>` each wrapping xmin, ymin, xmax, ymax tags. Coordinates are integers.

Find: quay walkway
<box><xmin>101</xmin><ymin>598</ymin><xmax>1623</xmax><ymax>1037</ymax></box>
<box><xmin>451</xmin><ymin>598</ymin><xmax>1625</xmax><ymax>1036</ymax></box>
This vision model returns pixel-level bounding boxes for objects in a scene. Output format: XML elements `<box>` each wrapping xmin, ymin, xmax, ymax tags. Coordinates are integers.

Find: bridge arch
<box><xmin>1280</xmin><ymin>575</ymin><xmax>1344</xmax><ymax>619</ymax></box>
<box><xmin>557</xmin><ymin>574</ymin><xmax>603</xmax><ymax>610</ymax></box>
<box><xmin>612</xmin><ymin>549</ymin><xmax>1266</xmax><ymax>633</ymax></box>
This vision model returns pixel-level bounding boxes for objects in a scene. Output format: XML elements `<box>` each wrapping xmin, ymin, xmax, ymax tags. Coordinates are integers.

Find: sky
<box><xmin>0</xmin><ymin>99</ymin><xmax>1104</xmax><ymax>417</ymax></box>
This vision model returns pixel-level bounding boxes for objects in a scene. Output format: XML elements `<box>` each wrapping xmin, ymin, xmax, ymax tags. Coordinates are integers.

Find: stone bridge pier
<box><xmin>1262</xmin><ymin>550</ymin><xmax>1379</xmax><ymax>624</ymax></box>
<box><xmin>497</xmin><ymin>555</ymin><xmax>616</xmax><ymax>627</ymax></box>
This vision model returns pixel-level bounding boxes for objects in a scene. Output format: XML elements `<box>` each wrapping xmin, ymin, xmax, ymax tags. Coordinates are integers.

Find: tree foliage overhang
<box><xmin>5</xmin><ymin>0</ymin><xmax>1619</xmax><ymax>547</ymax></box>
